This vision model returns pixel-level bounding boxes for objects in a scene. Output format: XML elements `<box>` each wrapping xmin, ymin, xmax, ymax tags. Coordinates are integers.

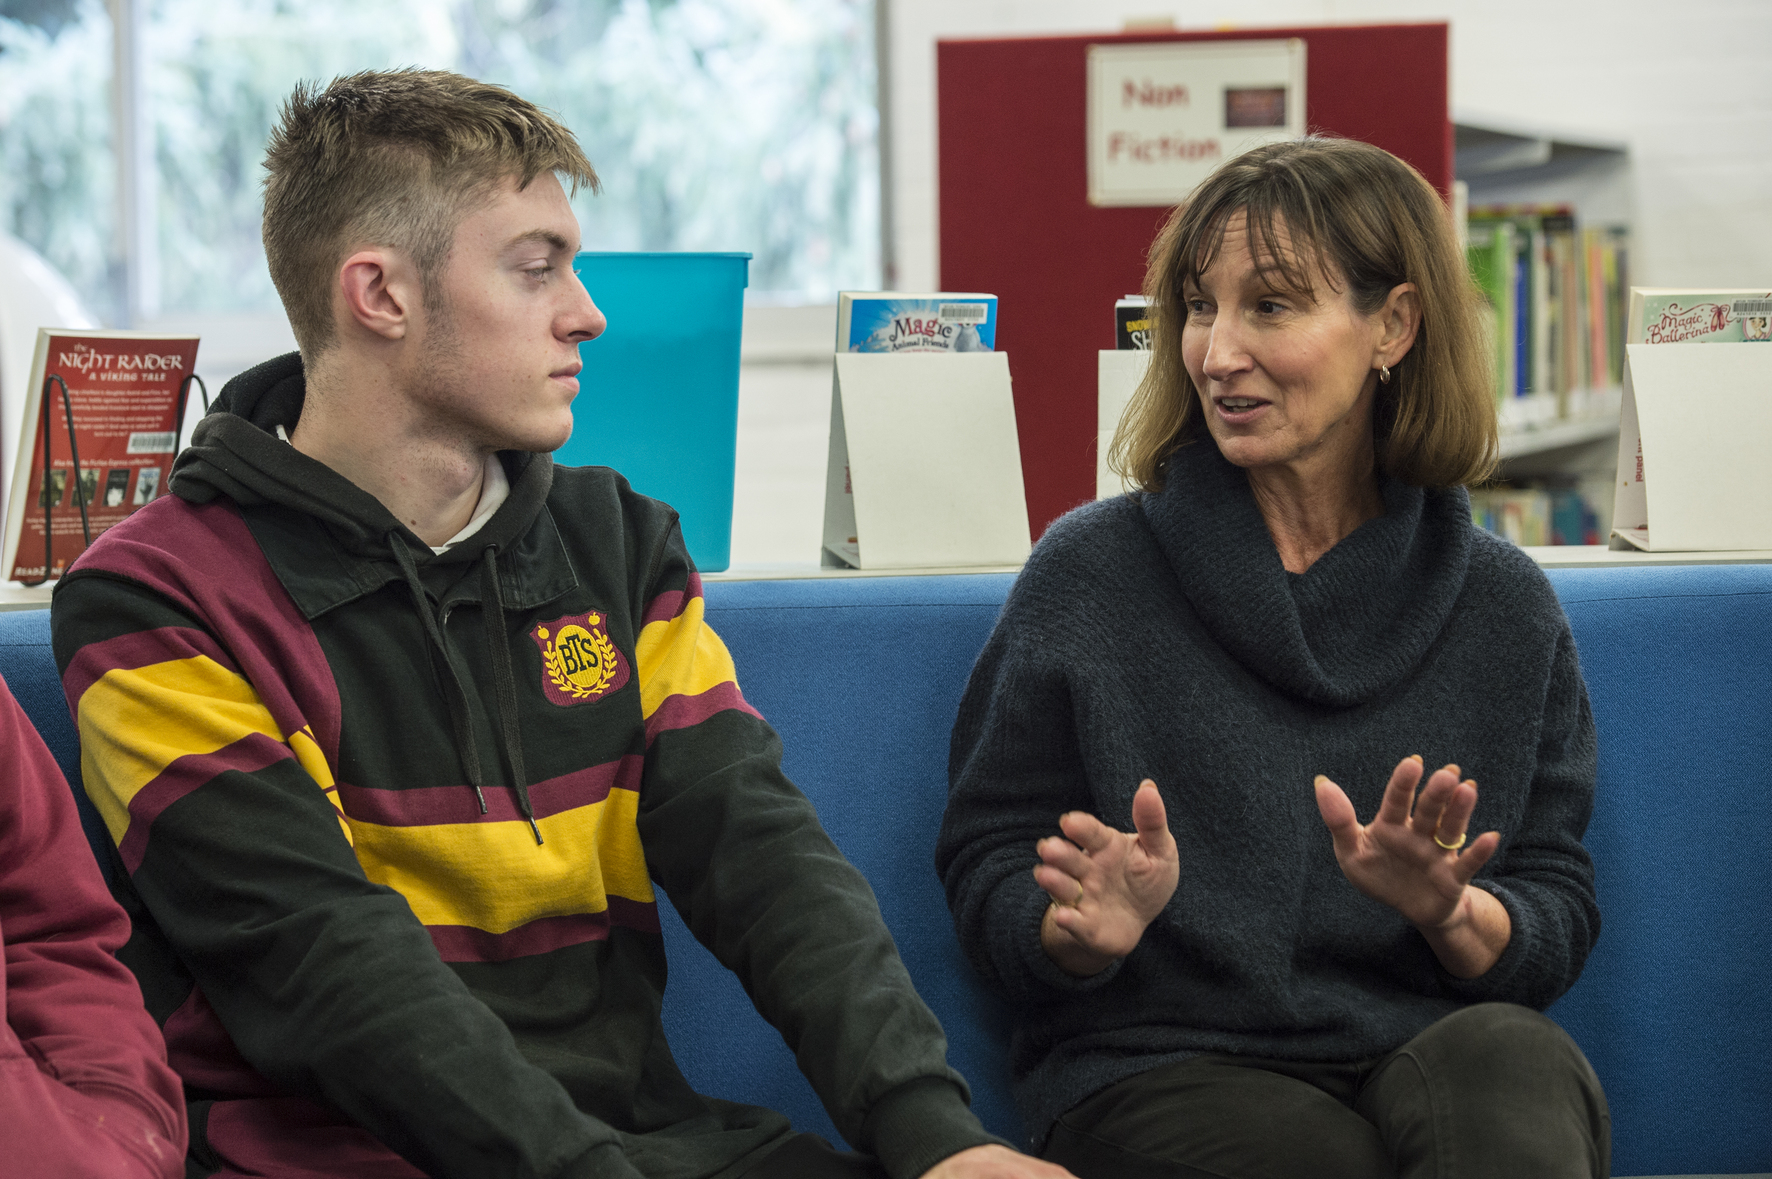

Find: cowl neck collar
<box><xmin>1142</xmin><ymin>440</ymin><xmax>1473</xmax><ymax>707</ymax></box>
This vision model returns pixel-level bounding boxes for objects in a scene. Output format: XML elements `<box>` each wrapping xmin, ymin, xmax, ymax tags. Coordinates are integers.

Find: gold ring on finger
<box><xmin>1074</xmin><ymin>882</ymin><xmax>1085</xmax><ymax>907</ymax></box>
<box><xmin>1433</xmin><ymin>830</ymin><xmax>1467</xmax><ymax>851</ymax></box>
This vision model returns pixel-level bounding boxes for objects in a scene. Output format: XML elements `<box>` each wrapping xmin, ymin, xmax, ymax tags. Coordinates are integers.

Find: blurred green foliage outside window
<box><xmin>0</xmin><ymin>0</ymin><xmax>879</xmax><ymax>323</ymax></box>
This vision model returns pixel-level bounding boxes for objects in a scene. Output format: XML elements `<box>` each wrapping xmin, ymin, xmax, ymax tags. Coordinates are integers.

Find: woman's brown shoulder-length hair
<box><xmin>1107</xmin><ymin>135</ymin><xmax>1498</xmax><ymax>493</ymax></box>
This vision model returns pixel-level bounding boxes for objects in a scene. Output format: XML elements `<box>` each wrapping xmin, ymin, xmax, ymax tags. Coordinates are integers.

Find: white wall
<box><xmin>883</xmin><ymin>0</ymin><xmax>1772</xmax><ymax>291</ymax></box>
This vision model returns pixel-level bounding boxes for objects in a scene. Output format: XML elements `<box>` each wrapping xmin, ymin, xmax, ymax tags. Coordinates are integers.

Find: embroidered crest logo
<box><xmin>530</xmin><ymin>610</ymin><xmax>630</xmax><ymax>706</ymax></box>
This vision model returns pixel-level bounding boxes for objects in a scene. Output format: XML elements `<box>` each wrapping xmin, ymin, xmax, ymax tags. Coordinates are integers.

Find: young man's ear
<box><xmin>337</xmin><ymin>249</ymin><xmax>418</xmax><ymax>342</ymax></box>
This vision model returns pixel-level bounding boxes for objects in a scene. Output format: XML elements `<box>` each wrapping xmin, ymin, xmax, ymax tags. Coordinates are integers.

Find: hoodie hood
<box><xmin>171</xmin><ymin>351</ymin><xmax>555</xmax><ymax>569</ymax></box>
<box><xmin>1142</xmin><ymin>439</ymin><xmax>1473</xmax><ymax>708</ymax></box>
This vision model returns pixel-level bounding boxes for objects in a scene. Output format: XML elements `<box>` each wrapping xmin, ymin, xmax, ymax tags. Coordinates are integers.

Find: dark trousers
<box><xmin>1043</xmin><ymin>1003</ymin><xmax>1610</xmax><ymax>1179</ymax></box>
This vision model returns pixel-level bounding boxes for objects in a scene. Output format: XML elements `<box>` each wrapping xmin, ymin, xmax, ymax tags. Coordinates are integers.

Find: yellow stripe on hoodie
<box><xmin>634</xmin><ymin>594</ymin><xmax>739</xmax><ymax>717</ymax></box>
<box><xmin>78</xmin><ymin>655</ymin><xmax>287</xmax><ymax>844</ymax></box>
<box><xmin>347</xmin><ymin>788</ymin><xmax>652</xmax><ymax>933</ymax></box>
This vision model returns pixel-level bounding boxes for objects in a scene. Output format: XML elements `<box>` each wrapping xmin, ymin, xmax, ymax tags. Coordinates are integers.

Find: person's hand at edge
<box><xmin>1314</xmin><ymin>755</ymin><xmax>1512</xmax><ymax>978</ymax></box>
<box><xmin>1033</xmin><ymin>779</ymin><xmax>1179</xmax><ymax>978</ymax></box>
<box><xmin>918</xmin><ymin>1144</ymin><xmax>1077</xmax><ymax>1178</ymax></box>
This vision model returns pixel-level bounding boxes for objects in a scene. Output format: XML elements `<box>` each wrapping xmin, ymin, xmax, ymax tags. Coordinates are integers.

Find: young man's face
<box><xmin>410</xmin><ymin>171</ymin><xmax>604</xmax><ymax>453</ymax></box>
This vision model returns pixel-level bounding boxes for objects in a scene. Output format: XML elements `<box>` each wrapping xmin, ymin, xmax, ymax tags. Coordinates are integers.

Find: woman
<box><xmin>936</xmin><ymin>137</ymin><xmax>1608</xmax><ymax>1178</ymax></box>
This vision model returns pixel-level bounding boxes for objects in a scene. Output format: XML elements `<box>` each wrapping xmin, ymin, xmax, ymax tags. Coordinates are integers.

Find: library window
<box><xmin>0</xmin><ymin>0</ymin><xmax>881</xmax><ymax>327</ymax></box>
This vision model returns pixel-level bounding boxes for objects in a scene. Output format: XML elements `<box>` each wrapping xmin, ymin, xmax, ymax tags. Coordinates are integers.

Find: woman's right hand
<box><xmin>1034</xmin><ymin>780</ymin><xmax>1179</xmax><ymax>977</ymax></box>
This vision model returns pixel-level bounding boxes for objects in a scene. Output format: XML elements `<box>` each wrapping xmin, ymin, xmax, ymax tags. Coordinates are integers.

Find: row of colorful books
<box><xmin>1470</xmin><ymin>483</ymin><xmax>1610</xmax><ymax>548</ymax></box>
<box><xmin>1466</xmin><ymin>205</ymin><xmax>1628</xmax><ymax>412</ymax></box>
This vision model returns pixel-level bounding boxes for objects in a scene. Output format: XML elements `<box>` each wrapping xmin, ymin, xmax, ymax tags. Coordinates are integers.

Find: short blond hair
<box><xmin>1109</xmin><ymin>136</ymin><xmax>1497</xmax><ymax>492</ymax></box>
<box><xmin>262</xmin><ymin>69</ymin><xmax>600</xmax><ymax>356</ymax></box>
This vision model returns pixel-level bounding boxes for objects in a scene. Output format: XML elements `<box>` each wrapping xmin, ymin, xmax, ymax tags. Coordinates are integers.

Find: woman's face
<box><xmin>1180</xmin><ymin>211</ymin><xmax>1393</xmax><ymax>481</ymax></box>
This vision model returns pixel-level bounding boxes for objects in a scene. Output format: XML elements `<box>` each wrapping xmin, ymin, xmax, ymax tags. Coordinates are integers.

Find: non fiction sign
<box><xmin>1086</xmin><ymin>38</ymin><xmax>1306</xmax><ymax>207</ymax></box>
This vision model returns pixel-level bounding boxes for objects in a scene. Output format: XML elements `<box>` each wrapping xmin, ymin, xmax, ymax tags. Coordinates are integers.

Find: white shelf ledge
<box><xmin>0</xmin><ymin>584</ymin><xmax>52</xmax><ymax>612</ymax></box>
<box><xmin>1453</xmin><ymin>111</ymin><xmax>1628</xmax><ymax>179</ymax></box>
<box><xmin>1526</xmin><ymin>546</ymin><xmax>1772</xmax><ymax>567</ymax></box>
<box><xmin>1497</xmin><ymin>388</ymin><xmax>1622</xmax><ymax>460</ymax></box>
<box><xmin>708</xmin><ymin>562</ymin><xmax>1023</xmax><ymax>580</ymax></box>
<box><xmin>1498</xmin><ymin>416</ymin><xmax>1621</xmax><ymax>460</ymax></box>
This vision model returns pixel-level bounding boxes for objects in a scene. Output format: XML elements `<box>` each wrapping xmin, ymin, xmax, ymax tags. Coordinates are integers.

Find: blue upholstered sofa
<box><xmin>2</xmin><ymin>561</ymin><xmax>1769</xmax><ymax>1178</ymax></box>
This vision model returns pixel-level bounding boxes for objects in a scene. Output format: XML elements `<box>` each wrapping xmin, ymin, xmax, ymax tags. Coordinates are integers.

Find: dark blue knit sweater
<box><xmin>936</xmin><ymin>440</ymin><xmax>1599</xmax><ymax>1149</ymax></box>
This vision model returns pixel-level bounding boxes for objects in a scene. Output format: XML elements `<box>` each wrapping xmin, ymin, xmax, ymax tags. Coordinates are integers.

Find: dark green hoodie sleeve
<box><xmin>54</xmin><ymin>570</ymin><xmax>647</xmax><ymax>1179</ymax></box>
<box><xmin>630</xmin><ymin>524</ymin><xmax>1003</xmax><ymax>1179</ymax></box>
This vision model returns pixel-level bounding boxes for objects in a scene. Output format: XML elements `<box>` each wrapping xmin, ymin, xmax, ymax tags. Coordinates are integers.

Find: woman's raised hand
<box><xmin>1314</xmin><ymin>755</ymin><xmax>1512</xmax><ymax>978</ymax></box>
<box><xmin>1034</xmin><ymin>780</ymin><xmax>1179</xmax><ymax>978</ymax></box>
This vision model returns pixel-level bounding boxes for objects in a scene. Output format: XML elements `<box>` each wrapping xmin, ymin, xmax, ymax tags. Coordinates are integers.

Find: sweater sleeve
<box><xmin>631</xmin><ymin>524</ymin><xmax>1000</xmax><ymax>1179</ymax></box>
<box><xmin>0</xmin><ymin>672</ymin><xmax>186</xmax><ymax>1178</ymax></box>
<box><xmin>935</xmin><ymin>551</ymin><xmax>1125</xmax><ymax>1005</ymax></box>
<box><xmin>1442</xmin><ymin>623</ymin><xmax>1601</xmax><ymax>1008</ymax></box>
<box><xmin>52</xmin><ymin>571</ymin><xmax>646</xmax><ymax>1179</ymax></box>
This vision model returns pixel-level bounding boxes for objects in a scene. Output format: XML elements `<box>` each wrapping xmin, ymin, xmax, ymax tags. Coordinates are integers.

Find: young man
<box><xmin>0</xmin><ymin>673</ymin><xmax>186</xmax><ymax>1178</ymax></box>
<box><xmin>51</xmin><ymin>70</ymin><xmax>1070</xmax><ymax>1179</ymax></box>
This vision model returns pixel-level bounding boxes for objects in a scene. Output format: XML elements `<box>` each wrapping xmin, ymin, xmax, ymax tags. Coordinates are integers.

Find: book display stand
<box><xmin>821</xmin><ymin>352</ymin><xmax>1031</xmax><ymax>569</ymax></box>
<box><xmin>14</xmin><ymin>368</ymin><xmax>208</xmax><ymax>586</ymax></box>
<box><xmin>30</xmin><ymin>374</ymin><xmax>89</xmax><ymax>585</ymax></box>
<box><xmin>1610</xmin><ymin>343</ymin><xmax>1772</xmax><ymax>552</ymax></box>
<box><xmin>1</xmin><ymin>329</ymin><xmax>202</xmax><ymax>584</ymax></box>
<box><xmin>1096</xmin><ymin>349</ymin><xmax>1149</xmax><ymax>500</ymax></box>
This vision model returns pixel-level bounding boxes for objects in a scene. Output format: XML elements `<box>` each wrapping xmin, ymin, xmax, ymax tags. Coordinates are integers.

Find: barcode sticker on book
<box><xmin>939</xmin><ymin>303</ymin><xmax>989</xmax><ymax>323</ymax></box>
<box><xmin>1732</xmin><ymin>300</ymin><xmax>1772</xmax><ymax>317</ymax></box>
<box><xmin>126</xmin><ymin>431</ymin><xmax>177</xmax><ymax>454</ymax></box>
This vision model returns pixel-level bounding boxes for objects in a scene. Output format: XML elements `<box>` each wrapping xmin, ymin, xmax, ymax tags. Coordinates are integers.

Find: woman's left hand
<box><xmin>1314</xmin><ymin>756</ymin><xmax>1512</xmax><ymax>978</ymax></box>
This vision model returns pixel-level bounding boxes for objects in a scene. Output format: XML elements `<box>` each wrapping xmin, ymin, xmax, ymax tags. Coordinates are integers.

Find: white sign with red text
<box><xmin>1086</xmin><ymin>39</ymin><xmax>1305</xmax><ymax>208</ymax></box>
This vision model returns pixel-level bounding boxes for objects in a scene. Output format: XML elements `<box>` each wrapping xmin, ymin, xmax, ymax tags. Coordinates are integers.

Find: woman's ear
<box><xmin>1377</xmin><ymin>282</ymin><xmax>1422</xmax><ymax>368</ymax></box>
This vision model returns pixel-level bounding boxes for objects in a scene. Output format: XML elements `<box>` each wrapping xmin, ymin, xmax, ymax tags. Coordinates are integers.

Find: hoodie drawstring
<box><xmin>388</xmin><ymin>532</ymin><xmax>496</xmax><ymax>816</ymax></box>
<box><xmin>480</xmin><ymin>546</ymin><xmax>541</xmax><ymax>845</ymax></box>
<box><xmin>387</xmin><ymin>531</ymin><xmax>541</xmax><ymax>846</ymax></box>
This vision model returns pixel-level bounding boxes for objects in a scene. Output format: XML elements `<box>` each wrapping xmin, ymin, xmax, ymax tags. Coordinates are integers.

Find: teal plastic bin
<box><xmin>560</xmin><ymin>252</ymin><xmax>751</xmax><ymax>572</ymax></box>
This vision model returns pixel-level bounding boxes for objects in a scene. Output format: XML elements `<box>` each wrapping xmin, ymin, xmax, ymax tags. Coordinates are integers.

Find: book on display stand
<box><xmin>1098</xmin><ymin>296</ymin><xmax>1153</xmax><ymax>500</ymax></box>
<box><xmin>1610</xmin><ymin>289</ymin><xmax>1772</xmax><ymax>552</ymax></box>
<box><xmin>2</xmin><ymin>328</ymin><xmax>203</xmax><ymax>584</ymax></box>
<box><xmin>822</xmin><ymin>292</ymin><xmax>1028</xmax><ymax>570</ymax></box>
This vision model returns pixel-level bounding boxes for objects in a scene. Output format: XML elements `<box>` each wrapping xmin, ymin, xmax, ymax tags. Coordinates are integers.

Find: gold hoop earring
<box><xmin>1378</xmin><ymin>363</ymin><xmax>1392</xmax><ymax>385</ymax></box>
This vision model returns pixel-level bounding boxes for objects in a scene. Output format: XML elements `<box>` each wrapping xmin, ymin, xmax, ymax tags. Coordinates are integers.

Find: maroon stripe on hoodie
<box><xmin>644</xmin><ymin>681</ymin><xmax>761</xmax><ymax>745</ymax></box>
<box><xmin>205</xmin><ymin>1096</ymin><xmax>427</xmax><ymax>1178</ymax></box>
<box><xmin>335</xmin><ymin>756</ymin><xmax>644</xmax><ymax>828</ymax></box>
<box><xmin>62</xmin><ymin>624</ymin><xmax>241</xmax><ymax>714</ymax></box>
<box><xmin>426</xmin><ymin>897</ymin><xmax>660</xmax><ymax>964</ymax></box>
<box><xmin>117</xmin><ymin>733</ymin><xmax>291</xmax><ymax>873</ymax></box>
<box><xmin>69</xmin><ymin>496</ymin><xmax>343</xmax><ymax>767</ymax></box>
<box><xmin>161</xmin><ymin>985</ymin><xmax>282</xmax><ymax>1099</ymax></box>
<box><xmin>639</xmin><ymin>570</ymin><xmax>704</xmax><ymax>625</ymax></box>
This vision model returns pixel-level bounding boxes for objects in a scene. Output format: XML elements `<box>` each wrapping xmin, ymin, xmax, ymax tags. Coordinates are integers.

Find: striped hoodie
<box><xmin>51</xmin><ymin>352</ymin><xmax>995</xmax><ymax>1179</ymax></box>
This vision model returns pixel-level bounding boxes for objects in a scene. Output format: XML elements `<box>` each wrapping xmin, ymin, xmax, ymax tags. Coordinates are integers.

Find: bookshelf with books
<box><xmin>1455</xmin><ymin>112</ymin><xmax>1631</xmax><ymax>544</ymax></box>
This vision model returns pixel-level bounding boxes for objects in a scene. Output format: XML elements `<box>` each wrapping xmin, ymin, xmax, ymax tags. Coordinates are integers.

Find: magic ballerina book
<box><xmin>1627</xmin><ymin>289</ymin><xmax>1772</xmax><ymax>345</ymax></box>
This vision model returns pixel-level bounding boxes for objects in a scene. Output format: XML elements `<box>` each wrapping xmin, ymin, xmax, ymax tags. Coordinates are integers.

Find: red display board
<box><xmin>937</xmin><ymin>24</ymin><xmax>1451</xmax><ymax>539</ymax></box>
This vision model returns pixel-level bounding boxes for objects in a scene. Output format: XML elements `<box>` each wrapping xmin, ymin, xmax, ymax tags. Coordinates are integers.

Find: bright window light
<box><xmin>1</xmin><ymin>0</ymin><xmax>880</xmax><ymax>326</ymax></box>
